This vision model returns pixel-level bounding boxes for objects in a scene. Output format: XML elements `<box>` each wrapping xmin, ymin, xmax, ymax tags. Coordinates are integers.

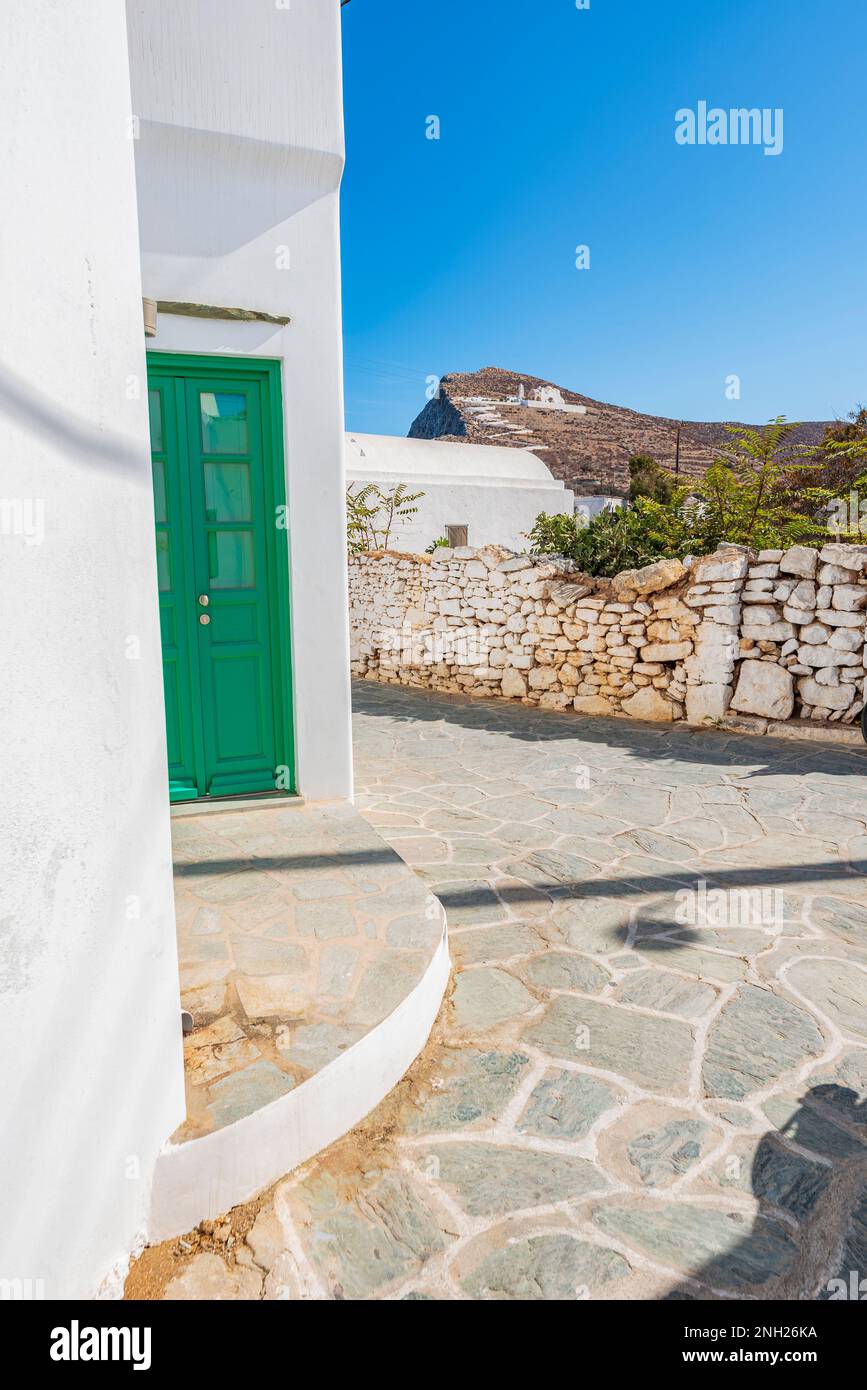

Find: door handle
<box><xmin>198</xmin><ymin>594</ymin><xmax>209</xmax><ymax>606</ymax></box>
<box><xmin>199</xmin><ymin>614</ymin><xmax>211</xmax><ymax>625</ymax></box>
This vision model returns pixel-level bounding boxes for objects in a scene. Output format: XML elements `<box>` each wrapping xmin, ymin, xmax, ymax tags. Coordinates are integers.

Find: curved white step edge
<box><xmin>148</xmin><ymin>912</ymin><xmax>450</xmax><ymax>1244</ymax></box>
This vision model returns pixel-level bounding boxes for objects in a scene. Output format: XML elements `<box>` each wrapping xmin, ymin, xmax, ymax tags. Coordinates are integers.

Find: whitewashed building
<box><xmin>0</xmin><ymin>0</ymin><xmax>352</xmax><ymax>1299</ymax></box>
<box><xmin>345</xmin><ymin>432</ymin><xmax>574</xmax><ymax>552</ymax></box>
<box><xmin>574</xmin><ymin>494</ymin><xmax>626</xmax><ymax>522</ymax></box>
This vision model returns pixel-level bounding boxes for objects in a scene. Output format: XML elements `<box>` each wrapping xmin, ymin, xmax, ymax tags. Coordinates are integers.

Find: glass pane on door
<box><xmin>200</xmin><ymin>392</ymin><xmax>248</xmax><ymax>454</ymax></box>
<box><xmin>204</xmin><ymin>462</ymin><xmax>252</xmax><ymax>521</ymax></box>
<box><xmin>208</xmin><ymin>530</ymin><xmax>255</xmax><ymax>588</ymax></box>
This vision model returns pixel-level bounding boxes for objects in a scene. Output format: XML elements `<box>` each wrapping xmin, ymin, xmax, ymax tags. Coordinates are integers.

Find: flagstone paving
<box><xmin>171</xmin><ymin>798</ymin><xmax>443</xmax><ymax>1139</ymax></box>
<box><xmin>132</xmin><ymin>682</ymin><xmax>867</xmax><ymax>1300</ymax></box>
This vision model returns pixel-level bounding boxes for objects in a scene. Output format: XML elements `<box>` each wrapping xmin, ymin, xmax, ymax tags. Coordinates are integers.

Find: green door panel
<box><xmin>149</xmin><ymin>382</ymin><xmax>201</xmax><ymax>800</ymax></box>
<box><xmin>146</xmin><ymin>357</ymin><xmax>293</xmax><ymax>802</ymax></box>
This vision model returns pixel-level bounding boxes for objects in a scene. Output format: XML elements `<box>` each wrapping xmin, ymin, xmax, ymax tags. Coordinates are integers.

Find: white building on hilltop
<box><xmin>574</xmin><ymin>494</ymin><xmax>626</xmax><ymax>523</ymax></box>
<box><xmin>505</xmin><ymin>384</ymin><xmax>588</xmax><ymax>414</ymax></box>
<box><xmin>345</xmin><ymin>433</ymin><xmax>574</xmax><ymax>552</ymax></box>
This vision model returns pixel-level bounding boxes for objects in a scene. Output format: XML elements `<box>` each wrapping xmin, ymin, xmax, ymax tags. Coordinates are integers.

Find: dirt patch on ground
<box><xmin>124</xmin><ymin>990</ymin><xmax>456</xmax><ymax>1300</ymax></box>
<box><xmin>124</xmin><ymin>1192</ymin><xmax>268</xmax><ymax>1300</ymax></box>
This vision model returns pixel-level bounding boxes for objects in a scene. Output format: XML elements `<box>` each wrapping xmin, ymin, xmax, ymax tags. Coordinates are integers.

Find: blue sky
<box><xmin>339</xmin><ymin>0</ymin><xmax>866</xmax><ymax>437</ymax></box>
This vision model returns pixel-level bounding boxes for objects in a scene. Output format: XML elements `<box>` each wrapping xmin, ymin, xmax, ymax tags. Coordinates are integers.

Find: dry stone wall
<box><xmin>349</xmin><ymin>542</ymin><xmax>867</xmax><ymax>736</ymax></box>
<box><xmin>731</xmin><ymin>543</ymin><xmax>867</xmax><ymax>725</ymax></box>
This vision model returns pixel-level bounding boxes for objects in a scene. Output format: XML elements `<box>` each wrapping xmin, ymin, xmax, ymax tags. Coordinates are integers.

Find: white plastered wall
<box><xmin>346</xmin><ymin>476</ymin><xmax>574</xmax><ymax>554</ymax></box>
<box><xmin>0</xmin><ymin>0</ymin><xmax>185</xmax><ymax>1298</ymax></box>
<box><xmin>126</xmin><ymin>0</ymin><xmax>353</xmax><ymax>802</ymax></box>
<box><xmin>345</xmin><ymin>434</ymin><xmax>574</xmax><ymax>553</ymax></box>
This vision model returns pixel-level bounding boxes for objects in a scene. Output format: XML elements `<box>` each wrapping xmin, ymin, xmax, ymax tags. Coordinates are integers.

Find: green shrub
<box><xmin>527</xmin><ymin>499</ymin><xmax>691</xmax><ymax>577</ymax></box>
<box><xmin>346</xmin><ymin>482</ymin><xmax>424</xmax><ymax>553</ymax></box>
<box><xmin>528</xmin><ymin>419</ymin><xmax>838</xmax><ymax>576</ymax></box>
<box><xmin>628</xmin><ymin>455</ymin><xmax>677</xmax><ymax>504</ymax></box>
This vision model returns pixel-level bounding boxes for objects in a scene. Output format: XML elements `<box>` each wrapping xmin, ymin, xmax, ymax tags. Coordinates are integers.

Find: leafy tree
<box><xmin>346</xmin><ymin>482</ymin><xmax>424</xmax><ymax>553</ymax></box>
<box><xmin>628</xmin><ymin>454</ymin><xmax>677</xmax><ymax>505</ymax></box>
<box><xmin>808</xmin><ymin>406</ymin><xmax>867</xmax><ymax>503</ymax></box>
<box><xmin>828</xmin><ymin>405</ymin><xmax>867</xmax><ymax>442</ymax></box>
<box><xmin>525</xmin><ymin>510</ymin><xmax>588</xmax><ymax>559</ymax></box>
<box><xmin>692</xmin><ymin>418</ymin><xmax>832</xmax><ymax>551</ymax></box>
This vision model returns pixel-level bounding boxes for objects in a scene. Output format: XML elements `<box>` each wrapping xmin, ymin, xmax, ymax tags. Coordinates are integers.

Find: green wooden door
<box><xmin>147</xmin><ymin>356</ymin><xmax>293</xmax><ymax>802</ymax></box>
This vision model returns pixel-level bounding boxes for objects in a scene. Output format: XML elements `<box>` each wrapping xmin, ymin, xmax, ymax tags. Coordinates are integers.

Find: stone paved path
<box><xmin>138</xmin><ymin>682</ymin><xmax>867</xmax><ymax>1301</ymax></box>
<box><xmin>172</xmin><ymin>801</ymin><xmax>442</xmax><ymax>1139</ymax></box>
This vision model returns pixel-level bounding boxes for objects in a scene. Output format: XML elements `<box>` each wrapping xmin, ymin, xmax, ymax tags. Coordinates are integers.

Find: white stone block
<box><xmin>819</xmin><ymin>543</ymin><xmax>867</xmax><ymax>571</ymax></box>
<box><xmin>815</xmin><ymin>608</ymin><xmax>865</xmax><ymax>628</ymax></box>
<box><xmin>788</xmin><ymin>579</ymin><xmax>817</xmax><ymax>610</ymax></box>
<box><xmin>730</xmin><ymin>660</ymin><xmax>794</xmax><ymax>720</ymax></box>
<box><xmin>799</xmin><ymin>622</ymin><xmax>832</xmax><ymax>645</ymax></box>
<box><xmin>832</xmin><ymin>584</ymin><xmax>867</xmax><ymax>612</ymax></box>
<box><xmin>741</xmin><ymin>605</ymin><xmax>778</xmax><ymax>625</ymax></box>
<box><xmin>779</xmin><ymin>545</ymin><xmax>818</xmax><ymax>578</ymax></box>
<box><xmin>829</xmin><ymin>627</ymin><xmax>863</xmax><ymax>652</ymax></box>
<box><xmin>500</xmin><ymin>668</ymin><xmax>528</xmax><ymax>698</ymax></box>
<box><xmin>817</xmin><ymin>563</ymin><xmax>860</xmax><ymax>585</ymax></box>
<box><xmin>741</xmin><ymin>623</ymin><xmax>796</xmax><ymax>643</ymax></box>
<box><xmin>685</xmin><ymin>684</ymin><xmax>731</xmax><ymax>723</ymax></box>
<box><xmin>640</xmin><ymin>640</ymin><xmax>694</xmax><ymax>662</ymax></box>
<box><xmin>621</xmin><ymin>686</ymin><xmax>677</xmax><ymax>721</ymax></box>
<box><xmin>797</xmin><ymin>644</ymin><xmax>861</xmax><ymax>668</ymax></box>
<box><xmin>690</xmin><ymin>552</ymin><xmax>749</xmax><ymax>583</ymax></box>
<box><xmin>797</xmin><ymin>677</ymin><xmax>853</xmax><ymax>709</ymax></box>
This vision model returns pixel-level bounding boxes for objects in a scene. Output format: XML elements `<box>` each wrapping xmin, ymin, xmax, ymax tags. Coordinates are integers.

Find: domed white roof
<box><xmin>345</xmin><ymin>432</ymin><xmax>561</xmax><ymax>487</ymax></box>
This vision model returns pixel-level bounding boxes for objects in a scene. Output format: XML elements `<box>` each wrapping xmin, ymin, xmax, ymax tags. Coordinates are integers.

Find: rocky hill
<box><xmin>408</xmin><ymin>367</ymin><xmax>831</xmax><ymax>496</ymax></box>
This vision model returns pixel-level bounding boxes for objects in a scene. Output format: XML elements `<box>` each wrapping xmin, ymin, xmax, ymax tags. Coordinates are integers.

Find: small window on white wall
<box><xmin>446</xmin><ymin>524</ymin><xmax>469</xmax><ymax>548</ymax></box>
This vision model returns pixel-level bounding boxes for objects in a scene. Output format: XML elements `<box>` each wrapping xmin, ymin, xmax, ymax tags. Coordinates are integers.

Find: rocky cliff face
<box><xmin>408</xmin><ymin>367</ymin><xmax>831</xmax><ymax>496</ymax></box>
<box><xmin>408</xmin><ymin>391</ymin><xmax>468</xmax><ymax>440</ymax></box>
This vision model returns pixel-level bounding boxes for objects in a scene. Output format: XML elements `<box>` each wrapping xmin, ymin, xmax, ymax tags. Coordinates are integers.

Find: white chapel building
<box><xmin>345</xmin><ymin>432</ymin><xmax>574</xmax><ymax>552</ymax></box>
